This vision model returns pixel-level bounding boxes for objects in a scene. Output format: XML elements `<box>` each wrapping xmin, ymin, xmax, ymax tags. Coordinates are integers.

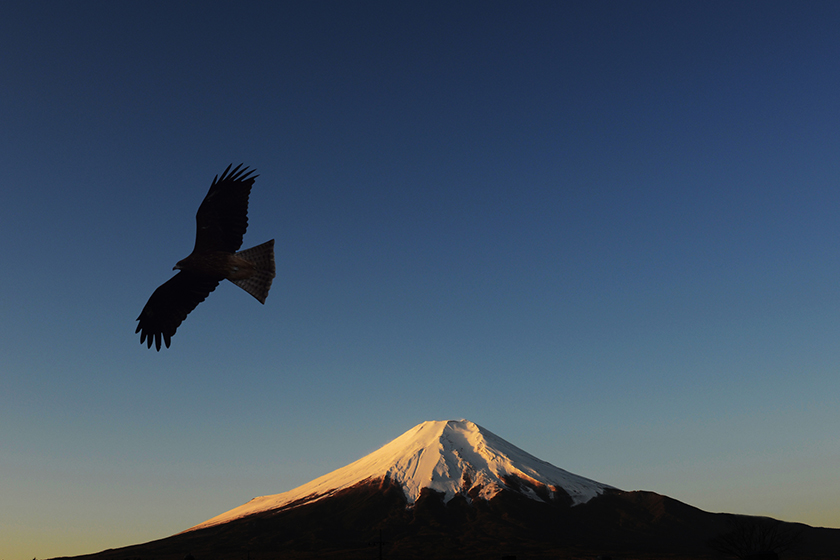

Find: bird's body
<box><xmin>136</xmin><ymin>164</ymin><xmax>275</xmax><ymax>350</ymax></box>
<box><xmin>175</xmin><ymin>251</ymin><xmax>256</xmax><ymax>280</ymax></box>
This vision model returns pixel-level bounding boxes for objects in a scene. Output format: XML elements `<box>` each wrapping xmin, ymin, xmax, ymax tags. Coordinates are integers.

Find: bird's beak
<box><xmin>173</xmin><ymin>264</ymin><xmax>181</xmax><ymax>271</ymax></box>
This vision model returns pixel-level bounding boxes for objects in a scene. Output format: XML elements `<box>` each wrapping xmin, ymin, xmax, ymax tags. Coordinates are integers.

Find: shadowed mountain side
<box><xmin>50</xmin><ymin>477</ymin><xmax>840</xmax><ymax>560</ymax></box>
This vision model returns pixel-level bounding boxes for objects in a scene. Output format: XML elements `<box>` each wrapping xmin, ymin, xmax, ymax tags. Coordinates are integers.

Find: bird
<box><xmin>136</xmin><ymin>164</ymin><xmax>275</xmax><ymax>350</ymax></box>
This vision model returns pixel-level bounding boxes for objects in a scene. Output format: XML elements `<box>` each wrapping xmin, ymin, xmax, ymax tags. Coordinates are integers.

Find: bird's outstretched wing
<box><xmin>194</xmin><ymin>164</ymin><xmax>258</xmax><ymax>254</ymax></box>
<box><xmin>135</xmin><ymin>272</ymin><xmax>222</xmax><ymax>350</ymax></box>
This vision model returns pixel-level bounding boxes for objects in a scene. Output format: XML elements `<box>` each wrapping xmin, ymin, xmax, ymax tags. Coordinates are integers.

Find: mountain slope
<box><xmin>188</xmin><ymin>419</ymin><xmax>613</xmax><ymax>531</ymax></box>
<box><xmin>56</xmin><ymin>482</ymin><xmax>840</xmax><ymax>560</ymax></box>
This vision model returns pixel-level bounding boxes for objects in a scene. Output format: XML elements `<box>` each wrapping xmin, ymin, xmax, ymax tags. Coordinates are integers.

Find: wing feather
<box><xmin>135</xmin><ymin>272</ymin><xmax>221</xmax><ymax>350</ymax></box>
<box><xmin>194</xmin><ymin>164</ymin><xmax>258</xmax><ymax>253</ymax></box>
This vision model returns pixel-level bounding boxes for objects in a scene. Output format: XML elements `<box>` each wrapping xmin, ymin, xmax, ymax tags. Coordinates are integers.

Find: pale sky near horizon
<box><xmin>2</xmin><ymin>2</ymin><xmax>840</xmax><ymax>559</ymax></box>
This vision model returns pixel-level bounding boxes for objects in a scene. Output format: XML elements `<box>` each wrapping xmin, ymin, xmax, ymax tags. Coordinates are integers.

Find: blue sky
<box><xmin>2</xmin><ymin>1</ymin><xmax>840</xmax><ymax>558</ymax></box>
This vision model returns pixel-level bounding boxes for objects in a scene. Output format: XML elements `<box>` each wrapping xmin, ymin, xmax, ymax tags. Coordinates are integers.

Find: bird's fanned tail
<box><xmin>231</xmin><ymin>239</ymin><xmax>276</xmax><ymax>304</ymax></box>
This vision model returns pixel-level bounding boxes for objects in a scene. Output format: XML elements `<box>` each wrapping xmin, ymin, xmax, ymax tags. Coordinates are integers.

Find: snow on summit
<box><xmin>187</xmin><ymin>419</ymin><xmax>615</xmax><ymax>532</ymax></box>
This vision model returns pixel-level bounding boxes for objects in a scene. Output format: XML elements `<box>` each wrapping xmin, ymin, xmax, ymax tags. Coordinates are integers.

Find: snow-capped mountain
<box><xmin>62</xmin><ymin>419</ymin><xmax>840</xmax><ymax>560</ymax></box>
<box><xmin>188</xmin><ymin>419</ymin><xmax>615</xmax><ymax>532</ymax></box>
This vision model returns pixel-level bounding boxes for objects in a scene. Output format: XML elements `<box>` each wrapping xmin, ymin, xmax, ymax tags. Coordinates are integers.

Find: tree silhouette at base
<box><xmin>709</xmin><ymin>516</ymin><xmax>803</xmax><ymax>559</ymax></box>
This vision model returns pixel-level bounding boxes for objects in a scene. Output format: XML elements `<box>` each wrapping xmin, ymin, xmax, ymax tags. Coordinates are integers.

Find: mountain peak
<box><xmin>188</xmin><ymin>419</ymin><xmax>614</xmax><ymax>532</ymax></box>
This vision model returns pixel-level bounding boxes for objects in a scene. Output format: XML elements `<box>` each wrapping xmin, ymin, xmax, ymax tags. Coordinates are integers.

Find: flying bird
<box><xmin>136</xmin><ymin>164</ymin><xmax>275</xmax><ymax>350</ymax></box>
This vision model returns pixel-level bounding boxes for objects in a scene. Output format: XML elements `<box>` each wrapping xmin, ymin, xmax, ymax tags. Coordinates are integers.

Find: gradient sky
<box><xmin>2</xmin><ymin>2</ymin><xmax>840</xmax><ymax>559</ymax></box>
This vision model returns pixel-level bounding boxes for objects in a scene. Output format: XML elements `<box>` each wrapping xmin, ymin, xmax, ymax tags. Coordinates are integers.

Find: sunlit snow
<box><xmin>187</xmin><ymin>419</ymin><xmax>615</xmax><ymax>532</ymax></box>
